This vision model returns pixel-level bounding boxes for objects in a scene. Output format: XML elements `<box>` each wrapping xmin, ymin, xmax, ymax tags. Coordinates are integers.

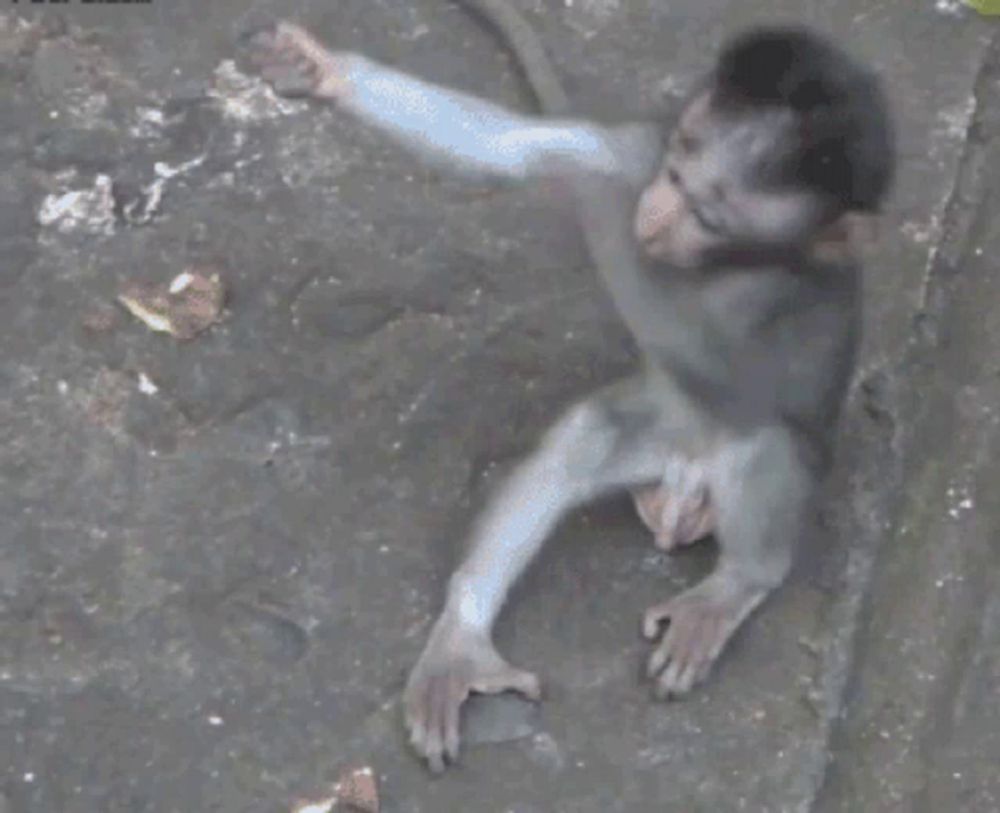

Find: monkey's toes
<box><xmin>475</xmin><ymin>664</ymin><xmax>542</xmax><ymax>703</ymax></box>
<box><xmin>643</xmin><ymin>595</ymin><xmax>733</xmax><ymax>699</ymax></box>
<box><xmin>405</xmin><ymin>673</ymin><xmax>465</xmax><ymax>773</ymax></box>
<box><xmin>404</xmin><ymin>649</ymin><xmax>541</xmax><ymax>772</ymax></box>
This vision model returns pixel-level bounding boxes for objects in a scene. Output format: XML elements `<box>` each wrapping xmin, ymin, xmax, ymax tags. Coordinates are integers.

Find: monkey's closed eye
<box><xmin>666</xmin><ymin>167</ymin><xmax>723</xmax><ymax>234</ymax></box>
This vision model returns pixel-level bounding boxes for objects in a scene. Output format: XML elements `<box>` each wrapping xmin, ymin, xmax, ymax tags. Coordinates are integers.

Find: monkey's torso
<box><xmin>574</xmin><ymin>123</ymin><xmax>860</xmax><ymax>470</ymax></box>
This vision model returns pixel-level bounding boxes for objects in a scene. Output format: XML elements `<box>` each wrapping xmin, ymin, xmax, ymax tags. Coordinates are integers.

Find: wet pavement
<box><xmin>0</xmin><ymin>2</ymin><xmax>997</xmax><ymax>811</ymax></box>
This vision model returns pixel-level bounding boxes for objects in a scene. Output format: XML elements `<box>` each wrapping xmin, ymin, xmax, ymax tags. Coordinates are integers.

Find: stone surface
<box><xmin>0</xmin><ymin>2</ymin><xmax>996</xmax><ymax>812</ymax></box>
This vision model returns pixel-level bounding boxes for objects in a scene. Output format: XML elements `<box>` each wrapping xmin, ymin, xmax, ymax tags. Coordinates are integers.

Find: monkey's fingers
<box><xmin>242</xmin><ymin>20</ymin><xmax>348</xmax><ymax>100</ymax></box>
<box><xmin>259</xmin><ymin>62</ymin><xmax>324</xmax><ymax>99</ymax></box>
<box><xmin>270</xmin><ymin>23</ymin><xmax>336</xmax><ymax>70</ymax></box>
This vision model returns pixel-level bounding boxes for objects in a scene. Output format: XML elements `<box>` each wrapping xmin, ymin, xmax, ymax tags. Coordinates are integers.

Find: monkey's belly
<box><xmin>632</xmin><ymin>484</ymin><xmax>715</xmax><ymax>551</ymax></box>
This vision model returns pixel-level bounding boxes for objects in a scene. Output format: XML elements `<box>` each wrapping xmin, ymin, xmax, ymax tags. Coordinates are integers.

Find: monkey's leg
<box><xmin>643</xmin><ymin>427</ymin><xmax>811</xmax><ymax>698</ymax></box>
<box><xmin>405</xmin><ymin>379</ymin><xmax>669</xmax><ymax>772</ymax></box>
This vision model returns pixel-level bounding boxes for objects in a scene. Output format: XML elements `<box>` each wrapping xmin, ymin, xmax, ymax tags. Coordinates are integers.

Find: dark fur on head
<box><xmin>713</xmin><ymin>26</ymin><xmax>895</xmax><ymax>212</ymax></box>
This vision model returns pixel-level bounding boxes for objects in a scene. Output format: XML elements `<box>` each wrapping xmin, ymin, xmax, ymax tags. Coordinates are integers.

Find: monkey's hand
<box><xmin>642</xmin><ymin>575</ymin><xmax>765</xmax><ymax>698</ymax></box>
<box><xmin>404</xmin><ymin>616</ymin><xmax>541</xmax><ymax>773</ymax></box>
<box><xmin>244</xmin><ymin>20</ymin><xmax>351</xmax><ymax>101</ymax></box>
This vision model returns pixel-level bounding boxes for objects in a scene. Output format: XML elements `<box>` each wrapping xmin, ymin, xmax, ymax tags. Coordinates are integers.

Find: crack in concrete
<box><xmin>808</xmin><ymin>30</ymin><xmax>1000</xmax><ymax>813</ymax></box>
<box><xmin>917</xmin><ymin>30</ymin><xmax>1000</xmax><ymax>316</ymax></box>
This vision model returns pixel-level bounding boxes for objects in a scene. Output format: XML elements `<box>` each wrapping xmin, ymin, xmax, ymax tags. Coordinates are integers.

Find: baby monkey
<box><xmin>246</xmin><ymin>21</ymin><xmax>894</xmax><ymax>772</ymax></box>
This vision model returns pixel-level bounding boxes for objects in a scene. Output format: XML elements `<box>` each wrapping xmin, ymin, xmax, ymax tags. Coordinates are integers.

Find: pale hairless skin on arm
<box><xmin>245</xmin><ymin>22</ymin><xmax>895</xmax><ymax>772</ymax></box>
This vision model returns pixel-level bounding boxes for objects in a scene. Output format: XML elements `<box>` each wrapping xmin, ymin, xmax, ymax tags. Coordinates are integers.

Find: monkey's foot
<box><xmin>642</xmin><ymin>580</ymin><xmax>765</xmax><ymax>698</ymax></box>
<box><xmin>632</xmin><ymin>485</ymin><xmax>715</xmax><ymax>551</ymax></box>
<box><xmin>243</xmin><ymin>20</ymin><xmax>349</xmax><ymax>100</ymax></box>
<box><xmin>404</xmin><ymin>624</ymin><xmax>541</xmax><ymax>773</ymax></box>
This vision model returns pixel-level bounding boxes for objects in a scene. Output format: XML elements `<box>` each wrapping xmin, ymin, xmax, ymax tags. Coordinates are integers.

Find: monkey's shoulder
<box><xmin>697</xmin><ymin>258</ymin><xmax>859</xmax><ymax>335</ymax></box>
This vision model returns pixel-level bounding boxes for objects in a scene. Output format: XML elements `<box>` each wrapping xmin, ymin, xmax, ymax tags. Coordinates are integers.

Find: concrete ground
<box><xmin>0</xmin><ymin>1</ymin><xmax>997</xmax><ymax>811</ymax></box>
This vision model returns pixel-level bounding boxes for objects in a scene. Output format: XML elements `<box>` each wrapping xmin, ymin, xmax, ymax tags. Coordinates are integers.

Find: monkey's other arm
<box><xmin>246</xmin><ymin>21</ymin><xmax>639</xmax><ymax>183</ymax></box>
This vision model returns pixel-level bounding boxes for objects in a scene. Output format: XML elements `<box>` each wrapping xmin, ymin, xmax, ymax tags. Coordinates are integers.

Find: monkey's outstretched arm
<box><xmin>342</xmin><ymin>55</ymin><xmax>621</xmax><ymax>179</ymax></box>
<box><xmin>246</xmin><ymin>22</ymin><xmax>625</xmax><ymax>182</ymax></box>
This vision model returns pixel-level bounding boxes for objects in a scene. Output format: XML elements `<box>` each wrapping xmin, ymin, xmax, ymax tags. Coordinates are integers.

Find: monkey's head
<box><xmin>635</xmin><ymin>27</ymin><xmax>895</xmax><ymax>268</ymax></box>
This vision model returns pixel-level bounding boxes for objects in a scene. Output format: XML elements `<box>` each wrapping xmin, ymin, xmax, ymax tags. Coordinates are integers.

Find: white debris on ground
<box><xmin>130</xmin><ymin>106</ymin><xmax>167</xmax><ymax>139</ymax></box>
<box><xmin>118</xmin><ymin>268</ymin><xmax>226</xmax><ymax>340</ymax></box>
<box><xmin>35</xmin><ymin>153</ymin><xmax>204</xmax><ymax>234</ymax></box>
<box><xmin>931</xmin><ymin>97</ymin><xmax>978</xmax><ymax>161</ymax></box>
<box><xmin>137</xmin><ymin>373</ymin><xmax>159</xmax><ymax>396</ymax></box>
<box><xmin>37</xmin><ymin>152</ymin><xmax>209</xmax><ymax>235</ymax></box>
<box><xmin>37</xmin><ymin>174</ymin><xmax>116</xmax><ymax>235</ymax></box>
<box><xmin>291</xmin><ymin>766</ymin><xmax>379</xmax><ymax>813</ymax></box>
<box><xmin>564</xmin><ymin>0</ymin><xmax>622</xmax><ymax>37</ymax></box>
<box><xmin>946</xmin><ymin>484</ymin><xmax>975</xmax><ymax>519</ymax></box>
<box><xmin>208</xmin><ymin>59</ymin><xmax>307</xmax><ymax>122</ymax></box>
<box><xmin>292</xmin><ymin>796</ymin><xmax>337</xmax><ymax>813</ymax></box>
<box><xmin>934</xmin><ymin>0</ymin><xmax>966</xmax><ymax>14</ymax></box>
<box><xmin>120</xmin><ymin>154</ymin><xmax>206</xmax><ymax>226</ymax></box>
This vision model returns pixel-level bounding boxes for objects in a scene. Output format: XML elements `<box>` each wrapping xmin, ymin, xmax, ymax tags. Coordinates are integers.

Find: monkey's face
<box><xmin>634</xmin><ymin>92</ymin><xmax>829</xmax><ymax>268</ymax></box>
